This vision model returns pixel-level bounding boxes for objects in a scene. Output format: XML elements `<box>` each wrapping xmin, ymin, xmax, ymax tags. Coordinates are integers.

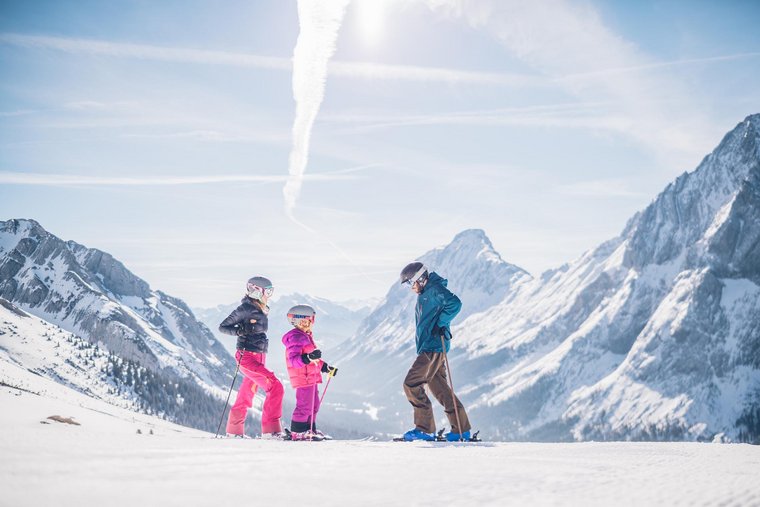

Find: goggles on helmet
<box><xmin>289</xmin><ymin>313</ymin><xmax>315</xmax><ymax>321</ymax></box>
<box><xmin>288</xmin><ymin>313</ymin><xmax>316</xmax><ymax>326</ymax></box>
<box><xmin>403</xmin><ymin>265</ymin><xmax>428</xmax><ymax>286</ymax></box>
<box><xmin>247</xmin><ymin>284</ymin><xmax>274</xmax><ymax>300</ymax></box>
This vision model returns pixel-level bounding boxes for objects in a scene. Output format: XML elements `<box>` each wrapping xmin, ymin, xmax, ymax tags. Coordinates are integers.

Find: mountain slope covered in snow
<box><xmin>0</xmin><ymin>220</ymin><xmax>236</xmax><ymax>430</ymax></box>
<box><xmin>333</xmin><ymin>114</ymin><xmax>760</xmax><ymax>443</ymax></box>
<box><xmin>0</xmin><ymin>298</ymin><xmax>225</xmax><ymax>428</ymax></box>
<box><xmin>329</xmin><ymin>228</ymin><xmax>531</xmax><ymax>433</ymax></box>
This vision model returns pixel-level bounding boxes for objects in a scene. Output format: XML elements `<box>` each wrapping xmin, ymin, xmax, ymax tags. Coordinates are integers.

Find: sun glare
<box><xmin>355</xmin><ymin>0</ymin><xmax>388</xmax><ymax>47</ymax></box>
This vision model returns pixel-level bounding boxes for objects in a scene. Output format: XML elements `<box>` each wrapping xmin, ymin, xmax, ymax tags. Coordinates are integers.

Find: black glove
<box><xmin>236</xmin><ymin>321</ymin><xmax>256</xmax><ymax>335</ymax></box>
<box><xmin>320</xmin><ymin>363</ymin><xmax>338</xmax><ymax>376</ymax></box>
<box><xmin>301</xmin><ymin>349</ymin><xmax>322</xmax><ymax>364</ymax></box>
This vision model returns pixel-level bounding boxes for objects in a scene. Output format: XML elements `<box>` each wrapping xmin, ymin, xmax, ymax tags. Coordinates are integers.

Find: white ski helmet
<box><xmin>246</xmin><ymin>276</ymin><xmax>273</xmax><ymax>300</ymax></box>
<box><xmin>287</xmin><ymin>304</ymin><xmax>316</xmax><ymax>327</ymax></box>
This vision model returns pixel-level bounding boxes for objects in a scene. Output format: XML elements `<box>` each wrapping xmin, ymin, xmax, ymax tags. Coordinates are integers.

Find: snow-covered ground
<box><xmin>1</xmin><ymin>360</ymin><xmax>758</xmax><ymax>507</ymax></box>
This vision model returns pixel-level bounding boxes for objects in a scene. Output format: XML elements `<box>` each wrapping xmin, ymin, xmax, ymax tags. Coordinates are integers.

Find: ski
<box><xmin>392</xmin><ymin>429</ymin><xmax>482</xmax><ymax>442</ymax></box>
<box><xmin>436</xmin><ymin>429</ymin><xmax>482</xmax><ymax>442</ymax></box>
<box><xmin>283</xmin><ymin>429</ymin><xmax>325</xmax><ymax>441</ymax></box>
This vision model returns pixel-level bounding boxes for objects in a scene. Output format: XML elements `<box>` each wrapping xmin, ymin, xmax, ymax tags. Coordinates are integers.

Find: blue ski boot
<box><xmin>402</xmin><ymin>428</ymin><xmax>436</xmax><ymax>441</ymax></box>
<box><xmin>444</xmin><ymin>430</ymin><xmax>471</xmax><ymax>441</ymax></box>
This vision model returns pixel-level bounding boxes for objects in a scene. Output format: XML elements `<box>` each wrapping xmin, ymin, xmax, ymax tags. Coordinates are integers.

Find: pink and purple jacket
<box><xmin>282</xmin><ymin>328</ymin><xmax>324</xmax><ymax>388</ymax></box>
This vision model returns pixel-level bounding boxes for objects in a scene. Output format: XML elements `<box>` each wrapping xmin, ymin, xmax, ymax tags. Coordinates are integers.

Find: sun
<box><xmin>354</xmin><ymin>0</ymin><xmax>389</xmax><ymax>48</ymax></box>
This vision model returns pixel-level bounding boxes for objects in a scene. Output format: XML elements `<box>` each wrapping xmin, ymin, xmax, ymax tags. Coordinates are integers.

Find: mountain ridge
<box><xmin>0</xmin><ymin>219</ymin><xmax>236</xmax><ymax>431</ymax></box>
<box><xmin>329</xmin><ymin>114</ymin><xmax>760</xmax><ymax>442</ymax></box>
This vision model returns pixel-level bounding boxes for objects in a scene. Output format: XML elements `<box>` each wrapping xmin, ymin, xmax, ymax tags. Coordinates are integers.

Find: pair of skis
<box><xmin>282</xmin><ymin>429</ymin><xmax>331</xmax><ymax>441</ymax></box>
<box><xmin>393</xmin><ymin>429</ymin><xmax>482</xmax><ymax>442</ymax></box>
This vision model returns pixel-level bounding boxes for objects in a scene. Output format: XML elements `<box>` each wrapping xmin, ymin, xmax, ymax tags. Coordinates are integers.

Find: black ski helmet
<box><xmin>287</xmin><ymin>304</ymin><xmax>316</xmax><ymax>327</ymax></box>
<box><xmin>246</xmin><ymin>276</ymin><xmax>273</xmax><ymax>300</ymax></box>
<box><xmin>400</xmin><ymin>262</ymin><xmax>429</xmax><ymax>286</ymax></box>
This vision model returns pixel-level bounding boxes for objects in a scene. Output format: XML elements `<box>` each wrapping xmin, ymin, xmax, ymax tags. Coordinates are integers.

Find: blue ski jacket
<box><xmin>414</xmin><ymin>272</ymin><xmax>462</xmax><ymax>354</ymax></box>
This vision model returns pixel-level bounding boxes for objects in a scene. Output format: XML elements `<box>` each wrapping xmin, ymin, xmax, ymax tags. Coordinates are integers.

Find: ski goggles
<box><xmin>288</xmin><ymin>313</ymin><xmax>315</xmax><ymax>322</ymax></box>
<box><xmin>403</xmin><ymin>265</ymin><xmax>428</xmax><ymax>286</ymax></box>
<box><xmin>288</xmin><ymin>313</ymin><xmax>316</xmax><ymax>326</ymax></box>
<box><xmin>247</xmin><ymin>284</ymin><xmax>274</xmax><ymax>299</ymax></box>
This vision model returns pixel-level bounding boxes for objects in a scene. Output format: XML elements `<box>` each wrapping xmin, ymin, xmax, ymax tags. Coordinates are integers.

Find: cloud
<box><xmin>557</xmin><ymin>52</ymin><xmax>760</xmax><ymax>83</ymax></box>
<box><xmin>0</xmin><ymin>33</ymin><xmax>290</xmax><ymax>70</ymax></box>
<box><xmin>0</xmin><ymin>32</ymin><xmax>543</xmax><ymax>88</ymax></box>
<box><xmin>318</xmin><ymin>102</ymin><xmax>630</xmax><ymax>133</ymax></box>
<box><xmin>0</xmin><ymin>165</ymin><xmax>378</xmax><ymax>186</ymax></box>
<box><xmin>554</xmin><ymin>178</ymin><xmax>646</xmax><ymax>198</ymax></box>
<box><xmin>121</xmin><ymin>129</ymin><xmax>290</xmax><ymax>144</ymax></box>
<box><xmin>0</xmin><ymin>109</ymin><xmax>38</xmax><ymax>117</ymax></box>
<box><xmin>417</xmin><ymin>0</ymin><xmax>719</xmax><ymax>167</ymax></box>
<box><xmin>328</xmin><ymin>59</ymin><xmax>545</xmax><ymax>87</ymax></box>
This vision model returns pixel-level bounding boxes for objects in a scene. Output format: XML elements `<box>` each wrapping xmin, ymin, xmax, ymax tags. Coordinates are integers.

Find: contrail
<box><xmin>284</xmin><ymin>0</ymin><xmax>350</xmax><ymax>221</ymax></box>
<box><xmin>283</xmin><ymin>0</ymin><xmax>381</xmax><ymax>284</ymax></box>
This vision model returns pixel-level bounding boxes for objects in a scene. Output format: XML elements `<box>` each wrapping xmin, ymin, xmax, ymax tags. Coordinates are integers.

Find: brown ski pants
<box><xmin>403</xmin><ymin>351</ymin><xmax>471</xmax><ymax>434</ymax></box>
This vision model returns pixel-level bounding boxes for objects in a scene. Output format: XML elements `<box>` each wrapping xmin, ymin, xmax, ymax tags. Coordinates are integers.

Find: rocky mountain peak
<box><xmin>342</xmin><ymin>228</ymin><xmax>531</xmax><ymax>362</ymax></box>
<box><xmin>0</xmin><ymin>218</ymin><xmax>235</xmax><ymax>390</ymax></box>
<box><xmin>622</xmin><ymin>114</ymin><xmax>760</xmax><ymax>269</ymax></box>
<box><xmin>449</xmin><ymin>228</ymin><xmax>492</xmax><ymax>249</ymax></box>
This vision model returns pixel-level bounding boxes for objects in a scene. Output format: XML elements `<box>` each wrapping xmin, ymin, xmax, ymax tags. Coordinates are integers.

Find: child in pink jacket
<box><xmin>282</xmin><ymin>304</ymin><xmax>338</xmax><ymax>441</ymax></box>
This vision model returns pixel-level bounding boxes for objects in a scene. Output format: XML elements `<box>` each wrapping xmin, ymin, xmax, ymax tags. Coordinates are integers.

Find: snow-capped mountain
<box><xmin>0</xmin><ymin>220</ymin><xmax>236</xmax><ymax>430</ymax></box>
<box><xmin>0</xmin><ymin>297</ymin><xmax>226</xmax><ymax>429</ymax></box>
<box><xmin>340</xmin><ymin>228</ymin><xmax>530</xmax><ymax>360</ymax></box>
<box><xmin>329</xmin><ymin>228</ymin><xmax>531</xmax><ymax>434</ymax></box>
<box><xmin>460</xmin><ymin>114</ymin><xmax>760</xmax><ymax>442</ymax></box>
<box><xmin>332</xmin><ymin>114</ymin><xmax>760</xmax><ymax>442</ymax></box>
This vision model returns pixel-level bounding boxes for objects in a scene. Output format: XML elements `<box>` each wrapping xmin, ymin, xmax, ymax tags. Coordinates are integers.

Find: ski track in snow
<box><xmin>1</xmin><ymin>362</ymin><xmax>759</xmax><ymax>507</ymax></box>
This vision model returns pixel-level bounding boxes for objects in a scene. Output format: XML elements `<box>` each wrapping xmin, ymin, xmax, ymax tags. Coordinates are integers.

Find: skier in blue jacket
<box><xmin>399</xmin><ymin>262</ymin><xmax>472</xmax><ymax>441</ymax></box>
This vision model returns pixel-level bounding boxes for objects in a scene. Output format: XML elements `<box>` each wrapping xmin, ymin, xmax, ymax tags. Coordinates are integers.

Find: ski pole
<box><xmin>318</xmin><ymin>367</ymin><xmax>336</xmax><ymax>406</ymax></box>
<box><xmin>310</xmin><ymin>381</ymin><xmax>317</xmax><ymax>441</ymax></box>
<box><xmin>440</xmin><ymin>333</ymin><xmax>464</xmax><ymax>441</ymax></box>
<box><xmin>309</xmin><ymin>367</ymin><xmax>335</xmax><ymax>441</ymax></box>
<box><xmin>215</xmin><ymin>355</ymin><xmax>242</xmax><ymax>438</ymax></box>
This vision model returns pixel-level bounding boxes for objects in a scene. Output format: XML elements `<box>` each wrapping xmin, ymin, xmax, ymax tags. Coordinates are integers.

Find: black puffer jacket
<box><xmin>219</xmin><ymin>297</ymin><xmax>269</xmax><ymax>353</ymax></box>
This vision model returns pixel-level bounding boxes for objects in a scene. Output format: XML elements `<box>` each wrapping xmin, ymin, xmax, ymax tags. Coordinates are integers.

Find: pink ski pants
<box><xmin>226</xmin><ymin>351</ymin><xmax>283</xmax><ymax>435</ymax></box>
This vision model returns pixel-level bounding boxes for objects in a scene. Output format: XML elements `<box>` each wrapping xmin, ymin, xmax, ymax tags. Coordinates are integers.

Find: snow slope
<box><xmin>1</xmin><ymin>362</ymin><xmax>758</xmax><ymax>507</ymax></box>
<box><xmin>0</xmin><ymin>297</ymin><xmax>231</xmax><ymax>432</ymax></box>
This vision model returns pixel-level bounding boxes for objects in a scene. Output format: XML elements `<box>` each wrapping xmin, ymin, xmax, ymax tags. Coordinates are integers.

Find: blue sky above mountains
<box><xmin>1</xmin><ymin>0</ymin><xmax>758</xmax><ymax>306</ymax></box>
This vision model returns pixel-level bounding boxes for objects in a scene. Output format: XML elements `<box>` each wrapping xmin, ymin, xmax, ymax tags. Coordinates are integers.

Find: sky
<box><xmin>1</xmin><ymin>0</ymin><xmax>759</xmax><ymax>308</ymax></box>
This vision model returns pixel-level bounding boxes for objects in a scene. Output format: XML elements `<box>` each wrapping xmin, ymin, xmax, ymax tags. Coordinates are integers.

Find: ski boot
<box><xmin>225</xmin><ymin>433</ymin><xmax>251</xmax><ymax>439</ymax></box>
<box><xmin>313</xmin><ymin>429</ymin><xmax>332</xmax><ymax>440</ymax></box>
<box><xmin>260</xmin><ymin>431</ymin><xmax>288</xmax><ymax>440</ymax></box>
<box><xmin>400</xmin><ymin>428</ymin><xmax>436</xmax><ymax>441</ymax></box>
<box><xmin>288</xmin><ymin>429</ymin><xmax>325</xmax><ymax>441</ymax></box>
